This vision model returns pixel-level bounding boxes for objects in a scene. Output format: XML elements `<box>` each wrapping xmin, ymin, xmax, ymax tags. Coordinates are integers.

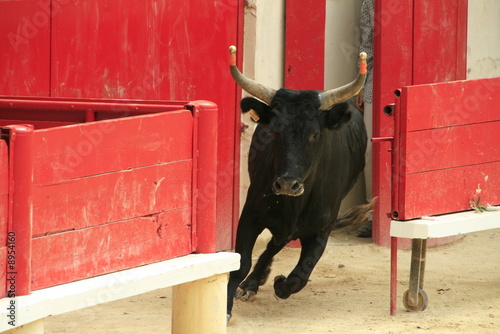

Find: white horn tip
<box><xmin>359</xmin><ymin>52</ymin><xmax>367</xmax><ymax>60</ymax></box>
<box><xmin>229</xmin><ymin>45</ymin><xmax>237</xmax><ymax>54</ymax></box>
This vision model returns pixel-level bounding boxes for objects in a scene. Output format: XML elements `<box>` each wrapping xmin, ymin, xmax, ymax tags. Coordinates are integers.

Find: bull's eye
<box><xmin>310</xmin><ymin>131</ymin><xmax>320</xmax><ymax>142</ymax></box>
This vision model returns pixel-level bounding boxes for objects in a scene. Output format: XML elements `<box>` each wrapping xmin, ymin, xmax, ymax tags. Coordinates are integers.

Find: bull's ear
<box><xmin>324</xmin><ymin>101</ymin><xmax>352</xmax><ymax>130</ymax></box>
<box><xmin>241</xmin><ymin>97</ymin><xmax>273</xmax><ymax>124</ymax></box>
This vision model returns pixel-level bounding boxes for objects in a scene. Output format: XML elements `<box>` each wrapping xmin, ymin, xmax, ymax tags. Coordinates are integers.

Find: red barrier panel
<box><xmin>0</xmin><ymin>97</ymin><xmax>219</xmax><ymax>293</ymax></box>
<box><xmin>392</xmin><ymin>77</ymin><xmax>500</xmax><ymax>220</ymax></box>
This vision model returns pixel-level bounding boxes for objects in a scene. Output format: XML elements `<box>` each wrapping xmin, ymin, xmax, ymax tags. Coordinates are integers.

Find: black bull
<box><xmin>227</xmin><ymin>47</ymin><xmax>369</xmax><ymax>321</ymax></box>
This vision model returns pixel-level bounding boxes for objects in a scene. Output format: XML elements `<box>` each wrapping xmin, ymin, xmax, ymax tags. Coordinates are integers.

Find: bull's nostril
<box><xmin>273</xmin><ymin>177</ymin><xmax>304</xmax><ymax>196</ymax></box>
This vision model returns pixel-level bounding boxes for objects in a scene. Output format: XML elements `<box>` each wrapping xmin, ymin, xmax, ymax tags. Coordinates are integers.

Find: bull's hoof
<box><xmin>273</xmin><ymin>275</ymin><xmax>292</xmax><ymax>299</ymax></box>
<box><xmin>235</xmin><ymin>287</ymin><xmax>257</xmax><ymax>302</ymax></box>
<box><xmin>226</xmin><ymin>313</ymin><xmax>232</xmax><ymax>324</ymax></box>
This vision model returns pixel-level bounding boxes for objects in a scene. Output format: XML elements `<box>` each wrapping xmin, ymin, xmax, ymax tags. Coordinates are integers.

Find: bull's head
<box><xmin>229</xmin><ymin>46</ymin><xmax>367</xmax><ymax>197</ymax></box>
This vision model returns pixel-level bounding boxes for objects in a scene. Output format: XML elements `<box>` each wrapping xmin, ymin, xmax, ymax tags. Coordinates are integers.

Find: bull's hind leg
<box><xmin>273</xmin><ymin>232</ymin><xmax>329</xmax><ymax>299</ymax></box>
<box><xmin>237</xmin><ymin>238</ymin><xmax>287</xmax><ymax>301</ymax></box>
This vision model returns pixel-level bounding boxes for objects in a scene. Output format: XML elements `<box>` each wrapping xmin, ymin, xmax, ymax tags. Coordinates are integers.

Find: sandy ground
<box><xmin>45</xmin><ymin>228</ymin><xmax>499</xmax><ymax>334</ymax></box>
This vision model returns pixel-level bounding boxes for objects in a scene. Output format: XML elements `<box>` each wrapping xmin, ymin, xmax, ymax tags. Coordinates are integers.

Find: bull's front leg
<box><xmin>237</xmin><ymin>238</ymin><xmax>287</xmax><ymax>301</ymax></box>
<box><xmin>227</xmin><ymin>208</ymin><xmax>263</xmax><ymax>322</ymax></box>
<box><xmin>273</xmin><ymin>232</ymin><xmax>329</xmax><ymax>299</ymax></box>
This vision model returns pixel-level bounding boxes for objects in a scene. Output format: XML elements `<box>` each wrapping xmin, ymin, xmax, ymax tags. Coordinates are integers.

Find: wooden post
<box><xmin>188</xmin><ymin>101</ymin><xmax>218</xmax><ymax>253</ymax></box>
<box><xmin>172</xmin><ymin>273</ymin><xmax>228</xmax><ymax>334</ymax></box>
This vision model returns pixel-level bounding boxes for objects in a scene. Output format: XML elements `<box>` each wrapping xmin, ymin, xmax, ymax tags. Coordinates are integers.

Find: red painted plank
<box><xmin>0</xmin><ymin>95</ymin><xmax>187</xmax><ymax>106</ymax></box>
<box><xmin>0</xmin><ymin>140</ymin><xmax>7</xmax><ymax>195</ymax></box>
<box><xmin>0</xmin><ymin>120</ymin><xmax>78</xmax><ymax>129</ymax></box>
<box><xmin>403</xmin><ymin>121</ymin><xmax>500</xmax><ymax>175</ymax></box>
<box><xmin>0</xmin><ymin>247</ymin><xmax>6</xmax><ymax>298</ymax></box>
<box><xmin>190</xmin><ymin>101</ymin><xmax>218</xmax><ymax>253</ymax></box>
<box><xmin>0</xmin><ymin>194</ymin><xmax>7</xmax><ymax>238</ymax></box>
<box><xmin>284</xmin><ymin>0</ymin><xmax>325</xmax><ymax>90</ymax></box>
<box><xmin>33</xmin><ymin>160</ymin><xmax>192</xmax><ymax>236</ymax></box>
<box><xmin>33</xmin><ymin>110</ymin><xmax>193</xmax><ymax>184</ymax></box>
<box><xmin>0</xmin><ymin>196</ymin><xmax>6</xmax><ymax>297</ymax></box>
<box><xmin>0</xmin><ymin>98</ymin><xmax>187</xmax><ymax>116</ymax></box>
<box><xmin>399</xmin><ymin>161</ymin><xmax>500</xmax><ymax>220</ymax></box>
<box><xmin>456</xmin><ymin>0</ymin><xmax>468</xmax><ymax>80</ymax></box>
<box><xmin>31</xmin><ymin>208</ymin><xmax>192</xmax><ymax>290</ymax></box>
<box><xmin>0</xmin><ymin>0</ymin><xmax>51</xmax><ymax>96</ymax></box>
<box><xmin>413</xmin><ymin>0</ymin><xmax>468</xmax><ymax>84</ymax></box>
<box><xmin>374</xmin><ymin>0</ymin><xmax>413</xmax><ymax>135</ymax></box>
<box><xmin>0</xmin><ymin>140</ymin><xmax>8</xmax><ymax>248</ymax></box>
<box><xmin>0</xmin><ymin>97</ymin><xmax>190</xmax><ymax>126</ymax></box>
<box><xmin>373</xmin><ymin>0</ymin><xmax>413</xmax><ymax>247</ymax></box>
<box><xmin>401</xmin><ymin>78</ymin><xmax>500</xmax><ymax>132</ymax></box>
<box><xmin>0</xmin><ymin>110</ymin><xmax>85</xmax><ymax>123</ymax></box>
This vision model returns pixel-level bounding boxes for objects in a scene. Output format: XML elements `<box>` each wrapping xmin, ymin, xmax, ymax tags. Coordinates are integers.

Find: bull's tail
<box><xmin>332</xmin><ymin>198</ymin><xmax>377</xmax><ymax>232</ymax></box>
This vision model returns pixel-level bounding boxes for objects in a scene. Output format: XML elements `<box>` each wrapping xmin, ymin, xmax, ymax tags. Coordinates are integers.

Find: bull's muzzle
<box><xmin>273</xmin><ymin>177</ymin><xmax>304</xmax><ymax>196</ymax></box>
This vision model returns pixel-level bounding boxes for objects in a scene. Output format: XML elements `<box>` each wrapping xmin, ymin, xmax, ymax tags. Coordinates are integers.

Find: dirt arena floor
<box><xmin>45</xmin><ymin>228</ymin><xmax>499</xmax><ymax>333</ymax></box>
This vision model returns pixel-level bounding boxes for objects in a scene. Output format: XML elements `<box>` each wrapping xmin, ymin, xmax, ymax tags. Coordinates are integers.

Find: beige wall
<box><xmin>467</xmin><ymin>0</ymin><xmax>500</xmax><ymax>79</ymax></box>
<box><xmin>240</xmin><ymin>0</ymin><xmax>286</xmax><ymax>211</ymax></box>
<box><xmin>325</xmin><ymin>0</ymin><xmax>366</xmax><ymax>212</ymax></box>
<box><xmin>325</xmin><ymin>0</ymin><xmax>363</xmax><ymax>88</ymax></box>
<box><xmin>240</xmin><ymin>0</ymin><xmax>286</xmax><ymax>252</ymax></box>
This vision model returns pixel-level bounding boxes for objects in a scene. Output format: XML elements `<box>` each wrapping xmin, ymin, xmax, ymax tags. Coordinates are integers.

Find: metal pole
<box><xmin>408</xmin><ymin>239</ymin><xmax>425</xmax><ymax>306</ymax></box>
<box><xmin>390</xmin><ymin>236</ymin><xmax>398</xmax><ymax>315</ymax></box>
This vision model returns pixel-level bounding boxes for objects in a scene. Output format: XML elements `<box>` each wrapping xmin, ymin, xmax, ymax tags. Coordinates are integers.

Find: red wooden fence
<box><xmin>0</xmin><ymin>97</ymin><xmax>217</xmax><ymax>296</ymax></box>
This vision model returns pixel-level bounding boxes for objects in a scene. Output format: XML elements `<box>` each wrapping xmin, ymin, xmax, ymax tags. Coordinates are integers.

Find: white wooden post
<box><xmin>172</xmin><ymin>273</ymin><xmax>228</xmax><ymax>334</ymax></box>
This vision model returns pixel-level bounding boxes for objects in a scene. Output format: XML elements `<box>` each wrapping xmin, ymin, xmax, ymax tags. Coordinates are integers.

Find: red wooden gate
<box><xmin>373</xmin><ymin>0</ymin><xmax>468</xmax><ymax>246</ymax></box>
<box><xmin>392</xmin><ymin>77</ymin><xmax>500</xmax><ymax>220</ymax></box>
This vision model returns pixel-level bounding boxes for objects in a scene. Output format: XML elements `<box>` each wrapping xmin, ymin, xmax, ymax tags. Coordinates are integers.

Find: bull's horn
<box><xmin>229</xmin><ymin>45</ymin><xmax>276</xmax><ymax>105</ymax></box>
<box><xmin>318</xmin><ymin>52</ymin><xmax>368</xmax><ymax>110</ymax></box>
